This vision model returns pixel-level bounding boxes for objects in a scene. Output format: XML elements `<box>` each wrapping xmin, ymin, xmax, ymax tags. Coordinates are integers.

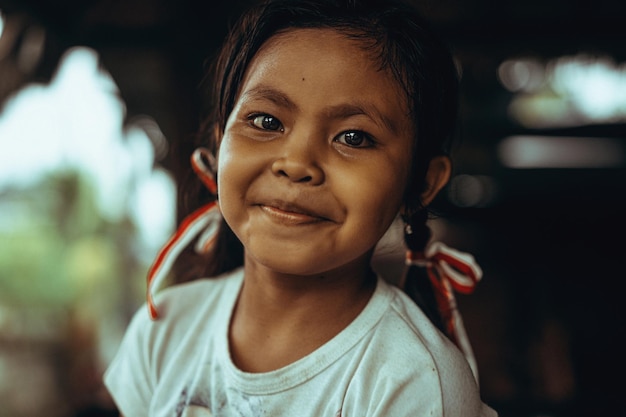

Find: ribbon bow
<box><xmin>406</xmin><ymin>241</ymin><xmax>483</xmax><ymax>381</ymax></box>
<box><xmin>146</xmin><ymin>148</ymin><xmax>221</xmax><ymax>320</ymax></box>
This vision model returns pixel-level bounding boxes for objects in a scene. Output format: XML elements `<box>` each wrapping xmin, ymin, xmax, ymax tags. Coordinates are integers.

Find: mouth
<box><xmin>257</xmin><ymin>200</ymin><xmax>332</xmax><ymax>225</ymax></box>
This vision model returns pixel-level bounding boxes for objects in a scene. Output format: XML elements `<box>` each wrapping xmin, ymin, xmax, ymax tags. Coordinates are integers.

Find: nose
<box><xmin>271</xmin><ymin>135</ymin><xmax>325</xmax><ymax>185</ymax></box>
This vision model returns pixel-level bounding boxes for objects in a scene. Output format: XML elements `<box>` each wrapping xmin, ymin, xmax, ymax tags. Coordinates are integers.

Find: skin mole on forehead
<box><xmin>302</xmin><ymin>77</ymin><xmax>305</xmax><ymax>81</ymax></box>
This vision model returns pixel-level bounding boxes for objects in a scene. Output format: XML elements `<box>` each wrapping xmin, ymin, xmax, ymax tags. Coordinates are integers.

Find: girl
<box><xmin>105</xmin><ymin>0</ymin><xmax>497</xmax><ymax>415</ymax></box>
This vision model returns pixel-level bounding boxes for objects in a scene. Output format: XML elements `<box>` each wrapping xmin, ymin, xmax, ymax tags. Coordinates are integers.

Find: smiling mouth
<box><xmin>258</xmin><ymin>203</ymin><xmax>329</xmax><ymax>225</ymax></box>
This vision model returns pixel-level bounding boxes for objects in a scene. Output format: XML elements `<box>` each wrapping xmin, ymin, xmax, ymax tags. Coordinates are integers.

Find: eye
<box><xmin>250</xmin><ymin>114</ymin><xmax>284</xmax><ymax>131</ymax></box>
<box><xmin>335</xmin><ymin>131</ymin><xmax>374</xmax><ymax>148</ymax></box>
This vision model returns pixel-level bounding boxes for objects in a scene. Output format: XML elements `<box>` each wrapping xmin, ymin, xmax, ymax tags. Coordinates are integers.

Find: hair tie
<box><xmin>406</xmin><ymin>241</ymin><xmax>483</xmax><ymax>382</ymax></box>
<box><xmin>146</xmin><ymin>148</ymin><xmax>220</xmax><ymax>320</ymax></box>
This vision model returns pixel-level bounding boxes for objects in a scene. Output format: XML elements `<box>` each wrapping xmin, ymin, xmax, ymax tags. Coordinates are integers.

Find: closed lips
<box><xmin>258</xmin><ymin>200</ymin><xmax>334</xmax><ymax>223</ymax></box>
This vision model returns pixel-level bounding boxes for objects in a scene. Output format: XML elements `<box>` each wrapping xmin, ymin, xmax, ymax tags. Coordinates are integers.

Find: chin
<box><xmin>245</xmin><ymin>245</ymin><xmax>371</xmax><ymax>279</ymax></box>
<box><xmin>251</xmin><ymin>255</ymin><xmax>328</xmax><ymax>277</ymax></box>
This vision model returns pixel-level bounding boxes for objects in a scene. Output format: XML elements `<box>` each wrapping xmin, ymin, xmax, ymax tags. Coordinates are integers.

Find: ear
<box><xmin>420</xmin><ymin>155</ymin><xmax>451</xmax><ymax>206</ymax></box>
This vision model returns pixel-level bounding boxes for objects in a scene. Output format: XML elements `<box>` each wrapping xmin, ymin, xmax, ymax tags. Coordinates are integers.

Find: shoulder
<box><xmin>117</xmin><ymin>268</ymin><xmax>243</xmax><ymax>364</ymax></box>
<box><xmin>372</xmin><ymin>279</ymin><xmax>466</xmax><ymax>366</ymax></box>
<box><xmin>103</xmin><ymin>269</ymin><xmax>243</xmax><ymax>414</ymax></box>
<box><xmin>352</xmin><ymin>279</ymin><xmax>489</xmax><ymax>416</ymax></box>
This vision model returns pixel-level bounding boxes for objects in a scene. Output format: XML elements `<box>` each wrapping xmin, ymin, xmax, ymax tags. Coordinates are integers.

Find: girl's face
<box><xmin>217</xmin><ymin>28</ymin><xmax>414</xmax><ymax>277</ymax></box>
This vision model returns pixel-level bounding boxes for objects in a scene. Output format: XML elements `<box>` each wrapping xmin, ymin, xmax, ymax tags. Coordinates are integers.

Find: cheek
<box><xmin>340</xmin><ymin>161</ymin><xmax>408</xmax><ymax>228</ymax></box>
<box><xmin>216</xmin><ymin>138</ymin><xmax>245</xmax><ymax>218</ymax></box>
<box><xmin>216</xmin><ymin>140</ymin><xmax>232</xmax><ymax>189</ymax></box>
<box><xmin>216</xmin><ymin>145</ymin><xmax>232</xmax><ymax>200</ymax></box>
<box><xmin>375</xmin><ymin>154</ymin><xmax>411</xmax><ymax>197</ymax></box>
<box><xmin>216</xmin><ymin>134</ymin><xmax>252</xmax><ymax>189</ymax></box>
<box><xmin>215</xmin><ymin>134</ymin><xmax>268</xmax><ymax>235</ymax></box>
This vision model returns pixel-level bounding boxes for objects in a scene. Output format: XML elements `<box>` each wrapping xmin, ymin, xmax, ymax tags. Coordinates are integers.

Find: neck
<box><xmin>229</xmin><ymin>254</ymin><xmax>376</xmax><ymax>372</ymax></box>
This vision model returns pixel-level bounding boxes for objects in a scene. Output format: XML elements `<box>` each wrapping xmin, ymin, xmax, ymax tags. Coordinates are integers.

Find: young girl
<box><xmin>105</xmin><ymin>0</ymin><xmax>497</xmax><ymax>415</ymax></box>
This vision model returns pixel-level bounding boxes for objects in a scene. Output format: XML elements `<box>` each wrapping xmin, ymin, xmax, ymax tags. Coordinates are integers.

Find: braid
<box><xmin>402</xmin><ymin>209</ymin><xmax>446</xmax><ymax>335</ymax></box>
<box><xmin>403</xmin><ymin>209</ymin><xmax>431</xmax><ymax>251</ymax></box>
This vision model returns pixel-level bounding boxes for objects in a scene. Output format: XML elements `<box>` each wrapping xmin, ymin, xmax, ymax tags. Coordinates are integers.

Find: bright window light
<box><xmin>0</xmin><ymin>46</ymin><xmax>176</xmax><ymax>254</ymax></box>
<box><xmin>500</xmin><ymin>55</ymin><xmax>626</xmax><ymax>128</ymax></box>
<box><xmin>498</xmin><ymin>135</ymin><xmax>624</xmax><ymax>169</ymax></box>
<box><xmin>551</xmin><ymin>56</ymin><xmax>626</xmax><ymax>121</ymax></box>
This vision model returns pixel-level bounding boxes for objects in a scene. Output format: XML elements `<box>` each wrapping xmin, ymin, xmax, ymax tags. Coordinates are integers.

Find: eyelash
<box><xmin>247</xmin><ymin>113</ymin><xmax>375</xmax><ymax>148</ymax></box>
<box><xmin>335</xmin><ymin>131</ymin><xmax>375</xmax><ymax>148</ymax></box>
<box><xmin>248</xmin><ymin>113</ymin><xmax>284</xmax><ymax>132</ymax></box>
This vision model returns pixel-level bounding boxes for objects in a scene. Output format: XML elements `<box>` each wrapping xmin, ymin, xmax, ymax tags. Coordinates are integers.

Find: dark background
<box><xmin>0</xmin><ymin>0</ymin><xmax>624</xmax><ymax>416</ymax></box>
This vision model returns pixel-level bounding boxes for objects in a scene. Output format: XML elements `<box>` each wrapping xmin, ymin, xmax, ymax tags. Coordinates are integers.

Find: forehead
<box><xmin>238</xmin><ymin>28</ymin><xmax>409</xmax><ymax>115</ymax></box>
<box><xmin>259</xmin><ymin>27</ymin><xmax>373</xmax><ymax>62</ymax></box>
<box><xmin>252</xmin><ymin>28</ymin><xmax>383</xmax><ymax>78</ymax></box>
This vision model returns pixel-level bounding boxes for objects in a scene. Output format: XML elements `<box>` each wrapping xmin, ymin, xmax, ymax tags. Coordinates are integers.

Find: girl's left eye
<box><xmin>250</xmin><ymin>114</ymin><xmax>283</xmax><ymax>131</ymax></box>
<box><xmin>335</xmin><ymin>131</ymin><xmax>374</xmax><ymax>148</ymax></box>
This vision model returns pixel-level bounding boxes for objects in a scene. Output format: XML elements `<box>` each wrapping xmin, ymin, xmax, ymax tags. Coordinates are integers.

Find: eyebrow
<box><xmin>240</xmin><ymin>85</ymin><xmax>297</xmax><ymax>110</ymax></box>
<box><xmin>323</xmin><ymin>102</ymin><xmax>401</xmax><ymax>136</ymax></box>
<box><xmin>240</xmin><ymin>85</ymin><xmax>401</xmax><ymax>135</ymax></box>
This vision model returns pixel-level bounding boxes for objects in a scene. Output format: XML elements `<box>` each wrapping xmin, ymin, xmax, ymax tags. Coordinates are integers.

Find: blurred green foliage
<box><xmin>0</xmin><ymin>171</ymin><xmax>144</xmax><ymax>311</ymax></box>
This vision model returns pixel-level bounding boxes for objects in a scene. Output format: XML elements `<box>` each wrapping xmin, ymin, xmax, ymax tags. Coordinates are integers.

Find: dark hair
<box><xmin>176</xmin><ymin>0</ymin><xmax>460</xmax><ymax>336</ymax></box>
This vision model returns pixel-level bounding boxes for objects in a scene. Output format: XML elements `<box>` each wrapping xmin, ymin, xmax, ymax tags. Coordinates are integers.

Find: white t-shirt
<box><xmin>104</xmin><ymin>268</ymin><xmax>497</xmax><ymax>416</ymax></box>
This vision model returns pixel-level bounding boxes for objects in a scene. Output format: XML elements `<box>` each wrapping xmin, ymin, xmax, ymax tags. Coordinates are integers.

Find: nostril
<box><xmin>272</xmin><ymin>159</ymin><xmax>323</xmax><ymax>184</ymax></box>
<box><xmin>277</xmin><ymin>169</ymin><xmax>312</xmax><ymax>183</ymax></box>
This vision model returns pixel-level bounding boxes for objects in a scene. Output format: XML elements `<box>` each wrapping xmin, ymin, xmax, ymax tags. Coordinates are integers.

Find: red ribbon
<box><xmin>406</xmin><ymin>241</ymin><xmax>482</xmax><ymax>381</ymax></box>
<box><xmin>146</xmin><ymin>148</ymin><xmax>219</xmax><ymax>319</ymax></box>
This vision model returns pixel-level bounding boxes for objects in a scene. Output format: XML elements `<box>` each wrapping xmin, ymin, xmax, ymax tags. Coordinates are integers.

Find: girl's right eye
<box><xmin>249</xmin><ymin>114</ymin><xmax>284</xmax><ymax>132</ymax></box>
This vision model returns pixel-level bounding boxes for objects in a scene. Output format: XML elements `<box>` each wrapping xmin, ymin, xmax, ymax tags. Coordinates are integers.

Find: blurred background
<box><xmin>0</xmin><ymin>0</ymin><xmax>624</xmax><ymax>416</ymax></box>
